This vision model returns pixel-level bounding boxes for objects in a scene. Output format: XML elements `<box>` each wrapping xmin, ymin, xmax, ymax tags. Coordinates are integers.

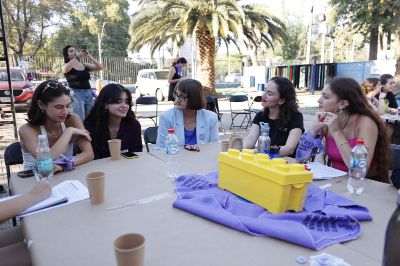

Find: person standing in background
<box><xmin>62</xmin><ymin>45</ymin><xmax>103</xmax><ymax>121</ymax></box>
<box><xmin>168</xmin><ymin>57</ymin><xmax>187</xmax><ymax>101</ymax></box>
<box><xmin>377</xmin><ymin>74</ymin><xmax>398</xmax><ymax>114</ymax></box>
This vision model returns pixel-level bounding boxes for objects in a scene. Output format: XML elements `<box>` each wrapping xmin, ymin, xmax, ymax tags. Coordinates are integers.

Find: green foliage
<box><xmin>277</xmin><ymin>22</ymin><xmax>306</xmax><ymax>61</ymax></box>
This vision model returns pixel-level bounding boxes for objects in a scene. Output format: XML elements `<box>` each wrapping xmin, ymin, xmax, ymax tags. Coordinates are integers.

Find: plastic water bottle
<box><xmin>257</xmin><ymin>122</ymin><xmax>271</xmax><ymax>154</ymax></box>
<box><xmin>347</xmin><ymin>139</ymin><xmax>367</xmax><ymax>194</ymax></box>
<box><xmin>383</xmin><ymin>190</ymin><xmax>400</xmax><ymax>266</ymax></box>
<box><xmin>36</xmin><ymin>134</ymin><xmax>54</xmax><ymax>180</ymax></box>
<box><xmin>165</xmin><ymin>129</ymin><xmax>180</xmax><ymax>179</ymax></box>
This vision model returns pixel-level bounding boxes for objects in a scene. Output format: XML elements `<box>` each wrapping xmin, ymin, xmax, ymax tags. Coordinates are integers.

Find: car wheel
<box><xmin>156</xmin><ymin>89</ymin><xmax>164</xmax><ymax>102</ymax></box>
<box><xmin>135</xmin><ymin>88</ymin><xmax>142</xmax><ymax>98</ymax></box>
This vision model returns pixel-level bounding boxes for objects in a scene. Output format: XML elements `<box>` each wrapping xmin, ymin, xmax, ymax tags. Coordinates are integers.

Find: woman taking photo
<box><xmin>360</xmin><ymin>77</ymin><xmax>384</xmax><ymax>113</ymax></box>
<box><xmin>243</xmin><ymin>76</ymin><xmax>304</xmax><ymax>157</ymax></box>
<box><xmin>62</xmin><ymin>45</ymin><xmax>103</xmax><ymax>120</ymax></box>
<box><xmin>19</xmin><ymin>80</ymin><xmax>94</xmax><ymax>172</ymax></box>
<box><xmin>299</xmin><ymin>77</ymin><xmax>390</xmax><ymax>182</ymax></box>
<box><xmin>156</xmin><ymin>79</ymin><xmax>218</xmax><ymax>148</ymax></box>
<box><xmin>167</xmin><ymin>57</ymin><xmax>187</xmax><ymax>101</ymax></box>
<box><xmin>84</xmin><ymin>83</ymin><xmax>142</xmax><ymax>159</ymax></box>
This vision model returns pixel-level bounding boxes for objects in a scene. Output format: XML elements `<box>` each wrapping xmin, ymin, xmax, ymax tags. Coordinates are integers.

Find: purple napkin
<box><xmin>173</xmin><ymin>172</ymin><xmax>372</xmax><ymax>250</ymax></box>
<box><xmin>53</xmin><ymin>155</ymin><xmax>75</xmax><ymax>171</ymax></box>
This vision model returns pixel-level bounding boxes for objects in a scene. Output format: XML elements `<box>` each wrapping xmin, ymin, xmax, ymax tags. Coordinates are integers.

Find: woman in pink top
<box><xmin>309</xmin><ymin>77</ymin><xmax>390</xmax><ymax>183</ymax></box>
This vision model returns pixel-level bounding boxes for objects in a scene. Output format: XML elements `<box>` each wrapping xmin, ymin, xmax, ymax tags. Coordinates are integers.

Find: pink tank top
<box><xmin>325</xmin><ymin>115</ymin><xmax>376</xmax><ymax>172</ymax></box>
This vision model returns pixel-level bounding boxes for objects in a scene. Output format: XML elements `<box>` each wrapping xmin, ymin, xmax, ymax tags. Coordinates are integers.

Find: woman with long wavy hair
<box><xmin>243</xmin><ymin>76</ymin><xmax>304</xmax><ymax>157</ymax></box>
<box><xmin>84</xmin><ymin>84</ymin><xmax>142</xmax><ymax>159</ymax></box>
<box><xmin>305</xmin><ymin>77</ymin><xmax>390</xmax><ymax>182</ymax></box>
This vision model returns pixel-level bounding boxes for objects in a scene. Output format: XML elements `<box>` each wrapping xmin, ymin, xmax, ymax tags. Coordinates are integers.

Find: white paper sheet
<box><xmin>306</xmin><ymin>162</ymin><xmax>347</xmax><ymax>180</ymax></box>
<box><xmin>16</xmin><ymin>180</ymin><xmax>89</xmax><ymax>217</ymax></box>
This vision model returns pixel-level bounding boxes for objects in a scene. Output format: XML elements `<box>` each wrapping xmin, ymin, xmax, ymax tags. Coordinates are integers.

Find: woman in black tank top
<box><xmin>168</xmin><ymin>57</ymin><xmax>187</xmax><ymax>101</ymax></box>
<box><xmin>61</xmin><ymin>45</ymin><xmax>103</xmax><ymax>121</ymax></box>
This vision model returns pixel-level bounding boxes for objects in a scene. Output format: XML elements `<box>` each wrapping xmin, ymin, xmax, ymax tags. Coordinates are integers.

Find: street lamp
<box><xmin>98</xmin><ymin>22</ymin><xmax>108</xmax><ymax>80</ymax></box>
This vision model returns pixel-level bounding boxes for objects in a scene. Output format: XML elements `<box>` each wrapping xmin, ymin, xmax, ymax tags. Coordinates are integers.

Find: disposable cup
<box><xmin>114</xmin><ymin>233</ymin><xmax>145</xmax><ymax>266</ymax></box>
<box><xmin>108</xmin><ymin>139</ymin><xmax>121</xmax><ymax>160</ymax></box>
<box><xmin>86</xmin><ymin>171</ymin><xmax>105</xmax><ymax>204</ymax></box>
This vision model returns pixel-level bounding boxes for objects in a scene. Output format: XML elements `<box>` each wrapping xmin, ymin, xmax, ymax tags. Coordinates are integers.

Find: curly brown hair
<box><xmin>360</xmin><ymin>78</ymin><xmax>380</xmax><ymax>95</ymax></box>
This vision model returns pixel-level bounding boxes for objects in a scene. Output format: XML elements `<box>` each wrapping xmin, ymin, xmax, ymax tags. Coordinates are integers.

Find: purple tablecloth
<box><xmin>173</xmin><ymin>172</ymin><xmax>372</xmax><ymax>250</ymax></box>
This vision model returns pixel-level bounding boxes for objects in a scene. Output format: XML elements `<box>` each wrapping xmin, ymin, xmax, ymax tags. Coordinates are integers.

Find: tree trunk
<box><xmin>369</xmin><ymin>26</ymin><xmax>378</xmax><ymax>60</ymax></box>
<box><xmin>248</xmin><ymin>44</ymin><xmax>259</xmax><ymax>66</ymax></box>
<box><xmin>196</xmin><ymin>27</ymin><xmax>216</xmax><ymax>96</ymax></box>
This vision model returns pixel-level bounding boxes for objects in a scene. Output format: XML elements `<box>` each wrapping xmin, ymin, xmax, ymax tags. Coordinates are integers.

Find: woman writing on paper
<box><xmin>0</xmin><ymin>180</ymin><xmax>51</xmax><ymax>265</ymax></box>
<box><xmin>19</xmin><ymin>80</ymin><xmax>94</xmax><ymax>173</ymax></box>
<box><xmin>243</xmin><ymin>77</ymin><xmax>304</xmax><ymax>157</ymax></box>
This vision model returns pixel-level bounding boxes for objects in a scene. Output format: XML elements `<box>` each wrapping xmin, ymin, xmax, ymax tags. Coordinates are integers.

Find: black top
<box><xmin>64</xmin><ymin>65</ymin><xmax>91</xmax><ymax>90</ymax></box>
<box><xmin>169</xmin><ymin>65</ymin><xmax>182</xmax><ymax>90</ymax></box>
<box><xmin>375</xmin><ymin>91</ymin><xmax>398</xmax><ymax>109</ymax></box>
<box><xmin>252</xmin><ymin>111</ymin><xmax>304</xmax><ymax>147</ymax></box>
<box><xmin>85</xmin><ymin>118</ymin><xmax>143</xmax><ymax>159</ymax></box>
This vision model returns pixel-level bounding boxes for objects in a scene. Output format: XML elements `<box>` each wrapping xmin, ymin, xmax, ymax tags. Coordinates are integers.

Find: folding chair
<box><xmin>4</xmin><ymin>141</ymin><xmax>23</xmax><ymax>226</ymax></box>
<box><xmin>244</xmin><ymin>95</ymin><xmax>263</xmax><ymax>127</ymax></box>
<box><xmin>135</xmin><ymin>96</ymin><xmax>158</xmax><ymax>126</ymax></box>
<box><xmin>229</xmin><ymin>95</ymin><xmax>251</xmax><ymax>130</ymax></box>
<box><xmin>143</xmin><ymin>126</ymin><xmax>158</xmax><ymax>152</ymax></box>
<box><xmin>205</xmin><ymin>96</ymin><xmax>224</xmax><ymax>132</ymax></box>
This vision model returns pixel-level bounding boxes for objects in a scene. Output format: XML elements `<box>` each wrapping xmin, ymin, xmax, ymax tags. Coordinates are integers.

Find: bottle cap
<box><xmin>168</xmin><ymin>129</ymin><xmax>175</xmax><ymax>134</ymax></box>
<box><xmin>38</xmin><ymin>134</ymin><xmax>46</xmax><ymax>140</ymax></box>
<box><xmin>260</xmin><ymin>122</ymin><xmax>269</xmax><ymax>132</ymax></box>
<box><xmin>356</xmin><ymin>139</ymin><xmax>364</xmax><ymax>145</ymax></box>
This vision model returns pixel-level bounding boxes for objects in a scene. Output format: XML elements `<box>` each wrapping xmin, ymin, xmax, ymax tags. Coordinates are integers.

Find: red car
<box><xmin>0</xmin><ymin>67</ymin><xmax>34</xmax><ymax>107</ymax></box>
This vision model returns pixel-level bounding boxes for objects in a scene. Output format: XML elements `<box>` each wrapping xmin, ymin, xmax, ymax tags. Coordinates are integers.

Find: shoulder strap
<box><xmin>61</xmin><ymin>122</ymin><xmax>66</xmax><ymax>131</ymax></box>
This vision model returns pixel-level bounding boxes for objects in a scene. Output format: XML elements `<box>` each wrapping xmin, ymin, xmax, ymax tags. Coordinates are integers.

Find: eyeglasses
<box><xmin>173</xmin><ymin>92</ymin><xmax>188</xmax><ymax>101</ymax></box>
<box><xmin>42</xmin><ymin>82</ymin><xmax>61</xmax><ymax>93</ymax></box>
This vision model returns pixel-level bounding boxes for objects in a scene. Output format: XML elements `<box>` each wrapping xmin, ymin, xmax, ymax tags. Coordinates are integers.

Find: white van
<box><xmin>135</xmin><ymin>69</ymin><xmax>169</xmax><ymax>101</ymax></box>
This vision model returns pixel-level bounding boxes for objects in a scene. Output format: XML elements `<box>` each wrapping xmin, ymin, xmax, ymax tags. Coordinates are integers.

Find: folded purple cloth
<box><xmin>173</xmin><ymin>172</ymin><xmax>372</xmax><ymax>250</ymax></box>
<box><xmin>53</xmin><ymin>155</ymin><xmax>75</xmax><ymax>171</ymax></box>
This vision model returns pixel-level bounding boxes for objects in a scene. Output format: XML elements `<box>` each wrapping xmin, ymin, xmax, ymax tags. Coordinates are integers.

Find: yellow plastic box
<box><xmin>218</xmin><ymin>149</ymin><xmax>313</xmax><ymax>214</ymax></box>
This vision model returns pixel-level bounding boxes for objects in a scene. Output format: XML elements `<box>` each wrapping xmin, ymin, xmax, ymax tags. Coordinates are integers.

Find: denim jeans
<box><xmin>72</xmin><ymin>89</ymin><xmax>94</xmax><ymax>121</ymax></box>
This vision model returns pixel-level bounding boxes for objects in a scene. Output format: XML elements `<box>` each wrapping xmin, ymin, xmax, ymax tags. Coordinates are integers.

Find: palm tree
<box><xmin>128</xmin><ymin>0</ymin><xmax>286</xmax><ymax>95</ymax></box>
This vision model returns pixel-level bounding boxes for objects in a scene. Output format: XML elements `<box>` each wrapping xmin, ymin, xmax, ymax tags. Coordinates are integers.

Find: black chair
<box><xmin>229</xmin><ymin>95</ymin><xmax>251</xmax><ymax>130</ymax></box>
<box><xmin>206</xmin><ymin>96</ymin><xmax>224</xmax><ymax>132</ymax></box>
<box><xmin>4</xmin><ymin>141</ymin><xmax>23</xmax><ymax>226</ymax></box>
<box><xmin>144</xmin><ymin>126</ymin><xmax>158</xmax><ymax>152</ymax></box>
<box><xmin>135</xmin><ymin>96</ymin><xmax>158</xmax><ymax>126</ymax></box>
<box><xmin>390</xmin><ymin>144</ymin><xmax>400</xmax><ymax>188</ymax></box>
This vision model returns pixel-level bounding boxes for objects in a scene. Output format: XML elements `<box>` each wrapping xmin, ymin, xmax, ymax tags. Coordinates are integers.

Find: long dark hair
<box><xmin>328</xmin><ymin>77</ymin><xmax>390</xmax><ymax>183</ymax></box>
<box><xmin>84</xmin><ymin>84</ymin><xmax>136</xmax><ymax>154</ymax></box>
<box><xmin>63</xmin><ymin>45</ymin><xmax>73</xmax><ymax>63</ymax></box>
<box><xmin>27</xmin><ymin>80</ymin><xmax>72</xmax><ymax>126</ymax></box>
<box><xmin>380</xmin><ymin>74</ymin><xmax>394</xmax><ymax>85</ymax></box>
<box><xmin>263</xmin><ymin>76</ymin><xmax>299</xmax><ymax>129</ymax></box>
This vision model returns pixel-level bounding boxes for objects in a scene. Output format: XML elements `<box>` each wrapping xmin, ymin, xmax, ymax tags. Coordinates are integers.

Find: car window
<box><xmin>155</xmin><ymin>71</ymin><xmax>169</xmax><ymax>80</ymax></box>
<box><xmin>140</xmin><ymin>73</ymin><xmax>147</xmax><ymax>79</ymax></box>
<box><xmin>148</xmin><ymin>73</ymin><xmax>155</xmax><ymax>79</ymax></box>
<box><xmin>0</xmin><ymin>71</ymin><xmax>25</xmax><ymax>81</ymax></box>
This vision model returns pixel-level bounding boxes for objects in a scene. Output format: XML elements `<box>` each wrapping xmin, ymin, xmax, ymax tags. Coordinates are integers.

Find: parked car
<box><xmin>224</xmin><ymin>73</ymin><xmax>242</xmax><ymax>83</ymax></box>
<box><xmin>0</xmin><ymin>67</ymin><xmax>34</xmax><ymax>107</ymax></box>
<box><xmin>135</xmin><ymin>69</ymin><xmax>169</xmax><ymax>101</ymax></box>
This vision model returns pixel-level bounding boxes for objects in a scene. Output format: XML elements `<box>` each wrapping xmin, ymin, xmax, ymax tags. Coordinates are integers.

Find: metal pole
<box><xmin>98</xmin><ymin>22</ymin><xmax>107</xmax><ymax>80</ymax></box>
<box><xmin>0</xmin><ymin>0</ymin><xmax>18</xmax><ymax>140</ymax></box>
<box><xmin>305</xmin><ymin>5</ymin><xmax>314</xmax><ymax>64</ymax></box>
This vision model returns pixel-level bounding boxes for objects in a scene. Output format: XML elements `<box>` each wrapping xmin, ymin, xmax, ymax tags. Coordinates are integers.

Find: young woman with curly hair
<box><xmin>243</xmin><ymin>76</ymin><xmax>304</xmax><ymax>157</ymax></box>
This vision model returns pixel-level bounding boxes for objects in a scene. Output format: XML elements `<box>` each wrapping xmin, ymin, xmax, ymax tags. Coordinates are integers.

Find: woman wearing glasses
<box><xmin>156</xmin><ymin>79</ymin><xmax>219</xmax><ymax>148</ymax></box>
<box><xmin>84</xmin><ymin>84</ymin><xmax>142</xmax><ymax>159</ymax></box>
<box><xmin>19</xmin><ymin>80</ymin><xmax>94</xmax><ymax>173</ymax></box>
<box><xmin>62</xmin><ymin>45</ymin><xmax>103</xmax><ymax>121</ymax></box>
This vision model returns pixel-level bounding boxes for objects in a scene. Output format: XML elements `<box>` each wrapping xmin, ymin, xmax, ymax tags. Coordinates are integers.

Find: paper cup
<box><xmin>86</xmin><ymin>172</ymin><xmax>105</xmax><ymax>204</ymax></box>
<box><xmin>221</xmin><ymin>141</ymin><xmax>230</xmax><ymax>152</ymax></box>
<box><xmin>108</xmin><ymin>139</ymin><xmax>121</xmax><ymax>160</ymax></box>
<box><xmin>114</xmin><ymin>233</ymin><xmax>145</xmax><ymax>266</ymax></box>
